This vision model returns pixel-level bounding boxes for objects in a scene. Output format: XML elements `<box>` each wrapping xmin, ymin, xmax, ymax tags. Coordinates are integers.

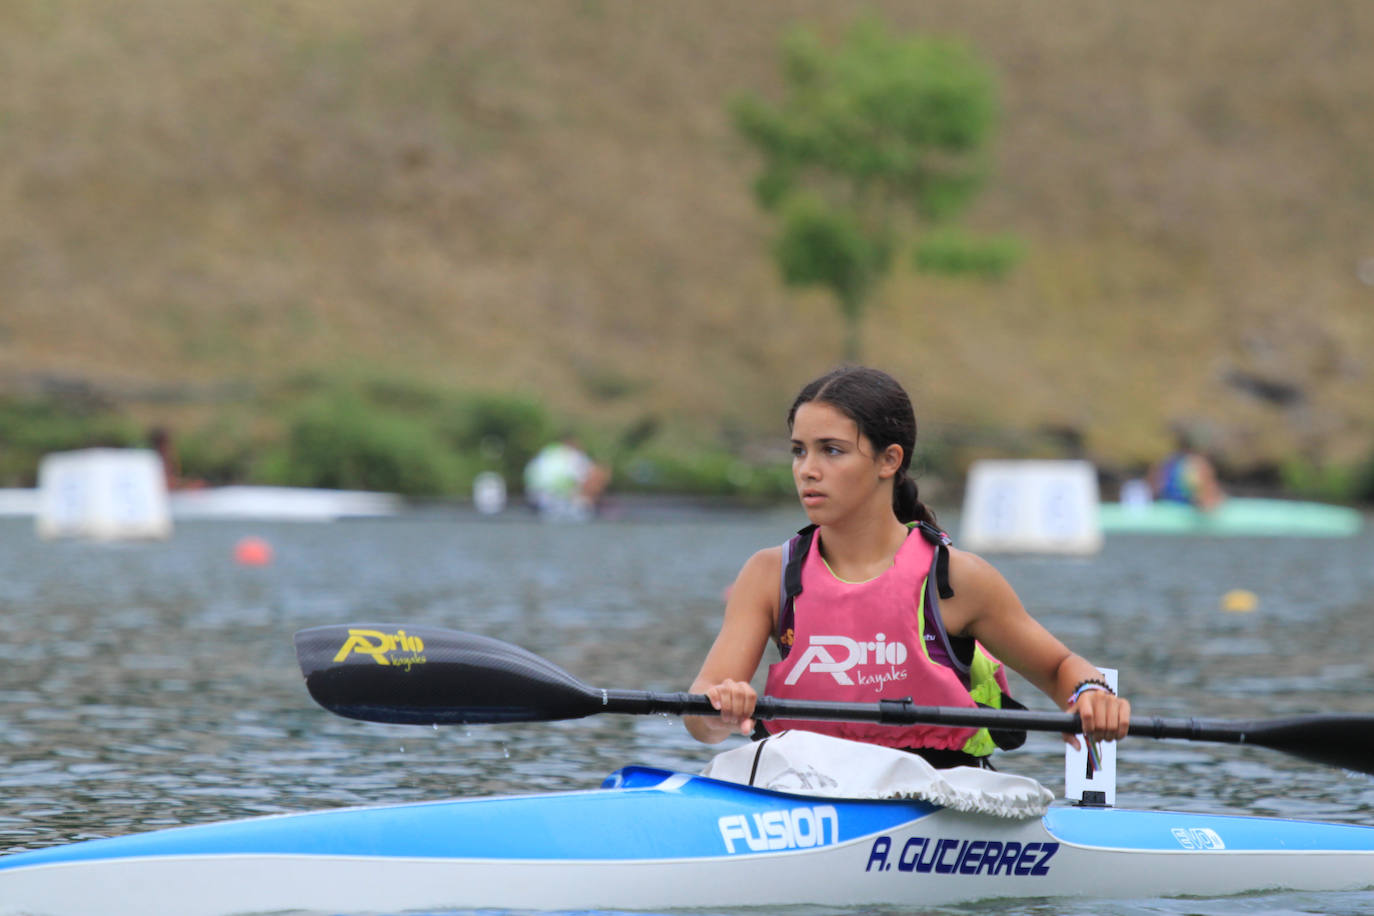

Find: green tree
<box><xmin>733</xmin><ymin>20</ymin><xmax>1017</xmax><ymax>360</ymax></box>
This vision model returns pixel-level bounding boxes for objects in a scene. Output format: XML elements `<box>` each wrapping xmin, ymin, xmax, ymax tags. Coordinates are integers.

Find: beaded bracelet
<box><xmin>1068</xmin><ymin>678</ymin><xmax>1115</xmax><ymax>706</ymax></box>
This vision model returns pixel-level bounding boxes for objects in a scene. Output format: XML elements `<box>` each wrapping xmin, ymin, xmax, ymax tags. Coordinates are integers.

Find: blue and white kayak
<box><xmin>3</xmin><ymin>766</ymin><xmax>1372</xmax><ymax>915</ymax></box>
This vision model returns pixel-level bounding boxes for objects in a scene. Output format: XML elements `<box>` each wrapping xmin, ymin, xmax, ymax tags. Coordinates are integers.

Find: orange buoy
<box><xmin>234</xmin><ymin>536</ymin><xmax>273</xmax><ymax>566</ymax></box>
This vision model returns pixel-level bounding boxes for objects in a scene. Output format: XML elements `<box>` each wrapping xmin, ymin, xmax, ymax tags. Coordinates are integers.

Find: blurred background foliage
<box><xmin>0</xmin><ymin>374</ymin><xmax>800</xmax><ymax>502</ymax></box>
<box><xmin>2</xmin><ymin>1</ymin><xmax>1372</xmax><ymax>504</ymax></box>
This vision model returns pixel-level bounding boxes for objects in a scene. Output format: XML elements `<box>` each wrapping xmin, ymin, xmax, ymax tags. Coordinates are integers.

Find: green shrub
<box><xmin>175</xmin><ymin>415</ymin><xmax>265</xmax><ymax>486</ymax></box>
<box><xmin>438</xmin><ymin>393</ymin><xmax>552</xmax><ymax>493</ymax></box>
<box><xmin>0</xmin><ymin>396</ymin><xmax>142</xmax><ymax>485</ymax></box>
<box><xmin>619</xmin><ymin>447</ymin><xmax>793</xmax><ymax>502</ymax></box>
<box><xmin>1279</xmin><ymin>457</ymin><xmax>1362</xmax><ymax>504</ymax></box>
<box><xmin>1350</xmin><ymin>450</ymin><xmax>1374</xmax><ymax>504</ymax></box>
<box><xmin>261</xmin><ymin>392</ymin><xmax>464</xmax><ymax>496</ymax></box>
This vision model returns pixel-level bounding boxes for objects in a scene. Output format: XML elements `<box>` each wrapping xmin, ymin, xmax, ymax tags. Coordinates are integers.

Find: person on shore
<box><xmin>523</xmin><ymin>436</ymin><xmax>610</xmax><ymax>520</ymax></box>
<box><xmin>685</xmin><ymin>366</ymin><xmax>1129</xmax><ymax>768</ymax></box>
<box><xmin>147</xmin><ymin>425</ymin><xmax>203</xmax><ymax>491</ymax></box>
<box><xmin>1148</xmin><ymin>428</ymin><xmax>1224</xmax><ymax>511</ymax></box>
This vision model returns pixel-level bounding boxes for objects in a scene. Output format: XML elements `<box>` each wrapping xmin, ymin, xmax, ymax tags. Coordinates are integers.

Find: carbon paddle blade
<box><xmin>1233</xmin><ymin>715</ymin><xmax>1374</xmax><ymax>776</ymax></box>
<box><xmin>1127</xmin><ymin>713</ymin><xmax>1374</xmax><ymax>777</ymax></box>
<box><xmin>293</xmin><ymin>624</ymin><xmax>605</xmax><ymax>725</ymax></box>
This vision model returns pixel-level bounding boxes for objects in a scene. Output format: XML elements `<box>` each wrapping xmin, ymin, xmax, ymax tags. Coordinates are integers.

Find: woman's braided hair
<box><xmin>787</xmin><ymin>365</ymin><xmax>937</xmax><ymax>527</ymax></box>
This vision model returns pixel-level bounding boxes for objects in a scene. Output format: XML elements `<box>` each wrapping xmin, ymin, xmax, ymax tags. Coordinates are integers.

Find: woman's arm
<box><xmin>685</xmin><ymin>547</ymin><xmax>781</xmax><ymax>743</ymax></box>
<box><xmin>941</xmin><ymin>548</ymin><xmax>1131</xmax><ymax>744</ymax></box>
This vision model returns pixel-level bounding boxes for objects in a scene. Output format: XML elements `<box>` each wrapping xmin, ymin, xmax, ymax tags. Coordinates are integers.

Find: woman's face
<box><xmin>790</xmin><ymin>401</ymin><xmax>899</xmax><ymax>525</ymax></box>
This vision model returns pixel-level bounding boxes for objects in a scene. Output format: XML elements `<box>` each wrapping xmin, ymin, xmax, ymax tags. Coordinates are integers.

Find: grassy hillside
<box><xmin>3</xmin><ymin>1</ymin><xmax>1372</xmax><ymax>494</ymax></box>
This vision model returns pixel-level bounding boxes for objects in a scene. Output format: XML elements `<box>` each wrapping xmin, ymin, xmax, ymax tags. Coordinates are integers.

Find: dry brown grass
<box><xmin>2</xmin><ymin>0</ymin><xmax>1372</xmax><ymax>474</ymax></box>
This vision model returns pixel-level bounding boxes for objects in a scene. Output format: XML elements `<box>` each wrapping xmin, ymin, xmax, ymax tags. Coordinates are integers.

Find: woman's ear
<box><xmin>877</xmin><ymin>444</ymin><xmax>903</xmax><ymax>479</ymax></box>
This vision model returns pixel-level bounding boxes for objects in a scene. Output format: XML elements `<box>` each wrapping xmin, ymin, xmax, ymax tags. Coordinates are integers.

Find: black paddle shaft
<box><xmin>616</xmin><ymin>693</ymin><xmax>1374</xmax><ymax>774</ymax></box>
<box><xmin>294</xmin><ymin>623</ymin><xmax>1374</xmax><ymax>775</ymax></box>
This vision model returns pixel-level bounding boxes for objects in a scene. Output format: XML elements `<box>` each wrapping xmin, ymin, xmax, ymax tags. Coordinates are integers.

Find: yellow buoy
<box><xmin>1220</xmin><ymin>589</ymin><xmax>1258</xmax><ymax>613</ymax></box>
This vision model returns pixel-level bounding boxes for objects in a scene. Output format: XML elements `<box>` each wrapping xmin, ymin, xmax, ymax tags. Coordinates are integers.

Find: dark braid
<box><xmin>893</xmin><ymin>468</ymin><xmax>939</xmax><ymax>527</ymax></box>
<box><xmin>788</xmin><ymin>366</ymin><xmax>938</xmax><ymax>527</ymax></box>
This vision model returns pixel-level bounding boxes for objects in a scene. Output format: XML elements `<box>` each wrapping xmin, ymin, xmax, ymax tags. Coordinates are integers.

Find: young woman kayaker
<box><xmin>685</xmin><ymin>365</ymin><xmax>1129</xmax><ymax>767</ymax></box>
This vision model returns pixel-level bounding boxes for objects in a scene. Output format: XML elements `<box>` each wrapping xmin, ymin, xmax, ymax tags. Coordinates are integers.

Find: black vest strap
<box><xmin>935</xmin><ymin>545</ymin><xmax>952</xmax><ymax>598</ymax></box>
<box><xmin>781</xmin><ymin>524</ymin><xmax>816</xmax><ymax>611</ymax></box>
<box><xmin>775</xmin><ymin>524</ymin><xmax>817</xmax><ymax>656</ymax></box>
<box><xmin>913</xmin><ymin>521</ymin><xmax>954</xmax><ymax>599</ymax></box>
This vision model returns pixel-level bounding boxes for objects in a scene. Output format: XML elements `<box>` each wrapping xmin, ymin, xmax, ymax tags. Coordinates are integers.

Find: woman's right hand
<box><xmin>685</xmin><ymin>545</ymin><xmax>780</xmax><ymax>745</ymax></box>
<box><xmin>704</xmin><ymin>678</ymin><xmax>758</xmax><ymax>737</ymax></box>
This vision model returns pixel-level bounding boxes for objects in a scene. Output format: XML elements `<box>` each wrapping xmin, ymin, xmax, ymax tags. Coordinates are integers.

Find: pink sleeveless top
<box><xmin>762</xmin><ymin>530</ymin><xmax>981</xmax><ymax>750</ymax></box>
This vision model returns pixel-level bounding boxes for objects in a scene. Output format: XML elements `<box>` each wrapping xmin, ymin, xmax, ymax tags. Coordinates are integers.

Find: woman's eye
<box><xmin>790</xmin><ymin>445</ymin><xmax>804</xmax><ymax>458</ymax></box>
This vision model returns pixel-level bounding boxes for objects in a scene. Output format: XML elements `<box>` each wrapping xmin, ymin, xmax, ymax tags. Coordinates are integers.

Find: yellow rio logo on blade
<box><xmin>333</xmin><ymin>628</ymin><xmax>427</xmax><ymax>668</ymax></box>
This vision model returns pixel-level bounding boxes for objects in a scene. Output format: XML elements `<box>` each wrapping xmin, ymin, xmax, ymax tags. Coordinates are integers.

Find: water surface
<box><xmin>2</xmin><ymin>509</ymin><xmax>1372</xmax><ymax>914</ymax></box>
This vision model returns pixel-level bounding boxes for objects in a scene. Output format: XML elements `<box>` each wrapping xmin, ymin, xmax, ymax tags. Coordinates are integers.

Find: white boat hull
<box><xmin>3</xmin><ymin>768</ymin><xmax>1371</xmax><ymax>914</ymax></box>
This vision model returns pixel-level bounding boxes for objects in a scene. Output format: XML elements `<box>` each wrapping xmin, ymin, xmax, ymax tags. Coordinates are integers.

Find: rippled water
<box><xmin>2</xmin><ymin>508</ymin><xmax>1373</xmax><ymax>915</ymax></box>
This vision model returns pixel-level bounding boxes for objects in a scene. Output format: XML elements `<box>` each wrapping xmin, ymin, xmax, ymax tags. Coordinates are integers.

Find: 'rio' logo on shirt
<box><xmin>784</xmin><ymin>634</ymin><xmax>909</xmax><ymax>685</ymax></box>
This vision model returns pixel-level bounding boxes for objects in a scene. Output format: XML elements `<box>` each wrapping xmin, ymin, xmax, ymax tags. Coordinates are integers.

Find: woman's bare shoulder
<box><xmin>941</xmin><ymin>546</ymin><xmax>1021</xmax><ymax>632</ymax></box>
<box><xmin>708</xmin><ymin>545</ymin><xmax>784</xmax><ymax>645</ymax></box>
<box><xmin>735</xmin><ymin>544</ymin><xmax>784</xmax><ymax>592</ymax></box>
<box><xmin>946</xmin><ymin>545</ymin><xmax>1000</xmax><ymax>584</ymax></box>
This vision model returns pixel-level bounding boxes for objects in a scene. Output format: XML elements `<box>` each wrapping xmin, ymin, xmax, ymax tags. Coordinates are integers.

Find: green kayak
<box><xmin>1098</xmin><ymin>497</ymin><xmax>1363</xmax><ymax>537</ymax></box>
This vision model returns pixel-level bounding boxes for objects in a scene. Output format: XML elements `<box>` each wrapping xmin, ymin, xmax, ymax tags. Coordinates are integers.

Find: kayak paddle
<box><xmin>294</xmin><ymin>623</ymin><xmax>1374</xmax><ymax>776</ymax></box>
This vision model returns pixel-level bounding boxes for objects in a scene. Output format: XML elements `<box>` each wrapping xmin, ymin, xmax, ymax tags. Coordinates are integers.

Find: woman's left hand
<box><xmin>1066</xmin><ymin>689</ymin><xmax>1130</xmax><ymax>749</ymax></box>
